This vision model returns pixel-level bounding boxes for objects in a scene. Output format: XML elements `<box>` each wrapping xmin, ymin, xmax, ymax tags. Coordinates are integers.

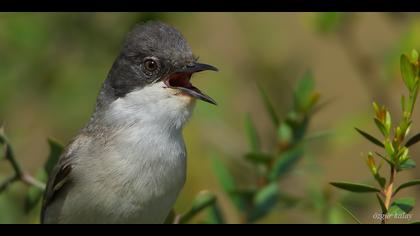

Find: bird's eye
<box><xmin>143</xmin><ymin>58</ymin><xmax>159</xmax><ymax>73</ymax></box>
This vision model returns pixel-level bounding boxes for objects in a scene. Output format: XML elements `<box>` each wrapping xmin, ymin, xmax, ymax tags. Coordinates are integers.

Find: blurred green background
<box><xmin>1</xmin><ymin>12</ymin><xmax>420</xmax><ymax>224</ymax></box>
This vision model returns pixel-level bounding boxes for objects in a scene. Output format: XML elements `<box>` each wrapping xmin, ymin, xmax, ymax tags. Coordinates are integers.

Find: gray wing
<box><xmin>40</xmin><ymin>135</ymin><xmax>84</xmax><ymax>223</ymax></box>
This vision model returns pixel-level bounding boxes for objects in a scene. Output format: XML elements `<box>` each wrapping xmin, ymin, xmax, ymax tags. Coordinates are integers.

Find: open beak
<box><xmin>164</xmin><ymin>63</ymin><xmax>218</xmax><ymax>105</ymax></box>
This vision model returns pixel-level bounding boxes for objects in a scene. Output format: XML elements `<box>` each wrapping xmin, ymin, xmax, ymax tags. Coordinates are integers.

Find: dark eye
<box><xmin>143</xmin><ymin>58</ymin><xmax>159</xmax><ymax>72</ymax></box>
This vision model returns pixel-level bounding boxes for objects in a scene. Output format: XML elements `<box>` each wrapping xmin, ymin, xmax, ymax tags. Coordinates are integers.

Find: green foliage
<box><xmin>354</xmin><ymin>128</ymin><xmax>384</xmax><ymax>148</ymax></box>
<box><xmin>179</xmin><ymin>191</ymin><xmax>220</xmax><ymax>224</ymax></box>
<box><xmin>393</xmin><ymin>180</ymin><xmax>420</xmax><ymax>196</ymax></box>
<box><xmin>269</xmin><ymin>148</ymin><xmax>303</xmax><ymax>181</ymax></box>
<box><xmin>258</xmin><ymin>83</ymin><xmax>280</xmax><ymax>127</ymax></box>
<box><xmin>248</xmin><ymin>183</ymin><xmax>279</xmax><ymax>222</ymax></box>
<box><xmin>244</xmin><ymin>115</ymin><xmax>261</xmax><ymax>152</ymax></box>
<box><xmin>331</xmin><ymin>50</ymin><xmax>420</xmax><ymax>224</ymax></box>
<box><xmin>313</xmin><ymin>13</ymin><xmax>346</xmax><ymax>34</ymax></box>
<box><xmin>330</xmin><ymin>182</ymin><xmax>380</xmax><ymax>193</ymax></box>
<box><xmin>212</xmin><ymin>72</ymin><xmax>323</xmax><ymax>223</ymax></box>
<box><xmin>406</xmin><ymin>132</ymin><xmax>420</xmax><ymax>147</ymax></box>
<box><xmin>388</xmin><ymin>198</ymin><xmax>415</xmax><ymax>216</ymax></box>
<box><xmin>340</xmin><ymin>205</ymin><xmax>362</xmax><ymax>224</ymax></box>
<box><xmin>211</xmin><ymin>155</ymin><xmax>245</xmax><ymax>211</ymax></box>
<box><xmin>24</xmin><ymin>139</ymin><xmax>63</xmax><ymax>212</ymax></box>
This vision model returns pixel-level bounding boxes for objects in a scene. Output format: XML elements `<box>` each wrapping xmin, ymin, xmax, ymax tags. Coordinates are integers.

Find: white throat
<box><xmin>105</xmin><ymin>81</ymin><xmax>196</xmax><ymax>131</ymax></box>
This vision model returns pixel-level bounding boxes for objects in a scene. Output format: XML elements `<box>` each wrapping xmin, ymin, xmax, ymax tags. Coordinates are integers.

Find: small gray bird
<box><xmin>41</xmin><ymin>21</ymin><xmax>218</xmax><ymax>224</ymax></box>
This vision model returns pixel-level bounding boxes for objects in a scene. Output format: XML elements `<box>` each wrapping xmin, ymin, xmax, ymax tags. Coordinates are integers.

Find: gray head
<box><xmin>99</xmin><ymin>21</ymin><xmax>218</xmax><ymax>109</ymax></box>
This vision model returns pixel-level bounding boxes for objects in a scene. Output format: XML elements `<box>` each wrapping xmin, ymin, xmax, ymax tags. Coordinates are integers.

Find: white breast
<box><xmin>56</xmin><ymin>82</ymin><xmax>196</xmax><ymax>223</ymax></box>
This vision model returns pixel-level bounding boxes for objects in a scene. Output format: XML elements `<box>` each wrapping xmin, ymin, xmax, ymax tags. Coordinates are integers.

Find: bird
<box><xmin>41</xmin><ymin>21</ymin><xmax>218</xmax><ymax>224</ymax></box>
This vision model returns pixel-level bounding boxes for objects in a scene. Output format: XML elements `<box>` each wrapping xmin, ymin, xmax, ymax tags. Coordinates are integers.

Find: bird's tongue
<box><xmin>166</xmin><ymin>72</ymin><xmax>217</xmax><ymax>105</ymax></box>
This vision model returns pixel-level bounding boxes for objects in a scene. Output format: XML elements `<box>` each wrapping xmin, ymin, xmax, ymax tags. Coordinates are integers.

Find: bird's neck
<box><xmin>87</xmin><ymin>82</ymin><xmax>196</xmax><ymax>135</ymax></box>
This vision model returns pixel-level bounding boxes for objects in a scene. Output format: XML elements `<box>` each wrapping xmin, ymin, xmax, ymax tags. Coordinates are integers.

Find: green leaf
<box><xmin>389</xmin><ymin>198</ymin><xmax>415</xmax><ymax>216</ymax></box>
<box><xmin>24</xmin><ymin>171</ymin><xmax>47</xmax><ymax>213</ymax></box>
<box><xmin>398</xmin><ymin>158</ymin><xmax>416</xmax><ymax>171</ymax></box>
<box><xmin>374</xmin><ymin>174</ymin><xmax>386</xmax><ymax>189</ymax></box>
<box><xmin>412</xmin><ymin>49</ymin><xmax>419</xmax><ymax>62</ymax></box>
<box><xmin>211</xmin><ymin>155</ymin><xmax>244</xmax><ymax>211</ymax></box>
<box><xmin>376</xmin><ymin>194</ymin><xmax>387</xmax><ymax>214</ymax></box>
<box><xmin>304</xmin><ymin>130</ymin><xmax>332</xmax><ymax>141</ymax></box>
<box><xmin>269</xmin><ymin>148</ymin><xmax>303</xmax><ymax>181</ymax></box>
<box><xmin>330</xmin><ymin>182</ymin><xmax>381</xmax><ymax>193</ymax></box>
<box><xmin>375</xmin><ymin>152</ymin><xmax>394</xmax><ymax>167</ymax></box>
<box><xmin>314</xmin><ymin>12</ymin><xmax>345</xmax><ymax>34</ymax></box>
<box><xmin>401</xmin><ymin>54</ymin><xmax>416</xmax><ymax>90</ymax></box>
<box><xmin>294</xmin><ymin>71</ymin><xmax>315</xmax><ymax>112</ymax></box>
<box><xmin>340</xmin><ymin>204</ymin><xmax>362</xmax><ymax>224</ymax></box>
<box><xmin>205</xmin><ymin>202</ymin><xmax>225</xmax><ymax>224</ymax></box>
<box><xmin>244</xmin><ymin>152</ymin><xmax>273</xmax><ymax>165</ymax></box>
<box><xmin>394</xmin><ymin>180</ymin><xmax>420</xmax><ymax>196</ymax></box>
<box><xmin>179</xmin><ymin>191</ymin><xmax>217</xmax><ymax>224</ymax></box>
<box><xmin>401</xmin><ymin>95</ymin><xmax>407</xmax><ymax>114</ymax></box>
<box><xmin>24</xmin><ymin>139</ymin><xmax>63</xmax><ymax>213</ymax></box>
<box><xmin>384</xmin><ymin>139</ymin><xmax>396</xmax><ymax>159</ymax></box>
<box><xmin>248</xmin><ymin>183</ymin><xmax>279</xmax><ymax>222</ymax></box>
<box><xmin>292</xmin><ymin>116</ymin><xmax>310</xmax><ymax>142</ymax></box>
<box><xmin>406</xmin><ymin>132</ymin><xmax>420</xmax><ymax>147</ymax></box>
<box><xmin>0</xmin><ymin>127</ymin><xmax>6</xmax><ymax>161</ymax></box>
<box><xmin>355</xmin><ymin>128</ymin><xmax>384</xmax><ymax>148</ymax></box>
<box><xmin>45</xmin><ymin>139</ymin><xmax>64</xmax><ymax>175</ymax></box>
<box><xmin>409</xmin><ymin>221</ymin><xmax>420</xmax><ymax>224</ymax></box>
<box><xmin>257</xmin><ymin>84</ymin><xmax>279</xmax><ymax>126</ymax></box>
<box><xmin>244</xmin><ymin>114</ymin><xmax>261</xmax><ymax>152</ymax></box>
<box><xmin>374</xmin><ymin>118</ymin><xmax>388</xmax><ymax>137</ymax></box>
<box><xmin>278</xmin><ymin>121</ymin><xmax>293</xmax><ymax>143</ymax></box>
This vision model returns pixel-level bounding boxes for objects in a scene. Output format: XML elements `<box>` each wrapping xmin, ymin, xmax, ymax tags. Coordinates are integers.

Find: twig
<box><xmin>0</xmin><ymin>175</ymin><xmax>18</xmax><ymax>193</ymax></box>
<box><xmin>0</xmin><ymin>125</ymin><xmax>45</xmax><ymax>193</ymax></box>
<box><xmin>382</xmin><ymin>166</ymin><xmax>397</xmax><ymax>224</ymax></box>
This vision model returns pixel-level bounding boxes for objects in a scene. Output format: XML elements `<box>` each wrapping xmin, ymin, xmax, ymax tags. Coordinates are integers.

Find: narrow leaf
<box><xmin>294</xmin><ymin>71</ymin><xmax>315</xmax><ymax>113</ymax></box>
<box><xmin>374</xmin><ymin>174</ymin><xmax>386</xmax><ymax>189</ymax></box>
<box><xmin>278</xmin><ymin>121</ymin><xmax>292</xmax><ymax>143</ymax></box>
<box><xmin>244</xmin><ymin>114</ymin><xmax>260</xmax><ymax>152</ymax></box>
<box><xmin>398</xmin><ymin>158</ymin><xmax>416</xmax><ymax>171</ymax></box>
<box><xmin>375</xmin><ymin>152</ymin><xmax>394</xmax><ymax>167</ymax></box>
<box><xmin>355</xmin><ymin>128</ymin><xmax>384</xmax><ymax>148</ymax></box>
<box><xmin>330</xmin><ymin>182</ymin><xmax>380</xmax><ymax>193</ymax></box>
<box><xmin>406</xmin><ymin>132</ymin><xmax>420</xmax><ymax>147</ymax></box>
<box><xmin>388</xmin><ymin>198</ymin><xmax>415</xmax><ymax>215</ymax></box>
<box><xmin>248</xmin><ymin>183</ymin><xmax>279</xmax><ymax>222</ymax></box>
<box><xmin>45</xmin><ymin>139</ymin><xmax>64</xmax><ymax>174</ymax></box>
<box><xmin>179</xmin><ymin>191</ymin><xmax>217</xmax><ymax>224</ymax></box>
<box><xmin>412</xmin><ymin>49</ymin><xmax>419</xmax><ymax>62</ymax></box>
<box><xmin>302</xmin><ymin>130</ymin><xmax>332</xmax><ymax>143</ymax></box>
<box><xmin>374</xmin><ymin>119</ymin><xmax>388</xmax><ymax>137</ymax></box>
<box><xmin>340</xmin><ymin>205</ymin><xmax>362</xmax><ymax>224</ymax></box>
<box><xmin>24</xmin><ymin>139</ymin><xmax>63</xmax><ymax>212</ymax></box>
<box><xmin>269</xmin><ymin>148</ymin><xmax>303</xmax><ymax>181</ymax></box>
<box><xmin>211</xmin><ymin>155</ymin><xmax>244</xmax><ymax>211</ymax></box>
<box><xmin>244</xmin><ymin>152</ymin><xmax>273</xmax><ymax>165</ymax></box>
<box><xmin>205</xmin><ymin>202</ymin><xmax>225</xmax><ymax>224</ymax></box>
<box><xmin>401</xmin><ymin>54</ymin><xmax>416</xmax><ymax>89</ymax></box>
<box><xmin>394</xmin><ymin>180</ymin><xmax>420</xmax><ymax>196</ymax></box>
<box><xmin>257</xmin><ymin>84</ymin><xmax>279</xmax><ymax>126</ymax></box>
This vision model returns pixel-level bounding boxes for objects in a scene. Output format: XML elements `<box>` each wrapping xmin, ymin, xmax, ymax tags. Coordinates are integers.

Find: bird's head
<box><xmin>101</xmin><ymin>21</ymin><xmax>218</xmax><ymax>128</ymax></box>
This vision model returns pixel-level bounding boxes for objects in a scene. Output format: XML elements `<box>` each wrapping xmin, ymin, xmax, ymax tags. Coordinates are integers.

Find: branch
<box><xmin>0</xmin><ymin>125</ymin><xmax>46</xmax><ymax>193</ymax></box>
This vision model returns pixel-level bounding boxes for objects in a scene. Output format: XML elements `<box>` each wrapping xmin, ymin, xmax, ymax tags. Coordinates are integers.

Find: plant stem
<box><xmin>382</xmin><ymin>166</ymin><xmax>397</xmax><ymax>224</ymax></box>
<box><xmin>0</xmin><ymin>128</ymin><xmax>45</xmax><ymax>193</ymax></box>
